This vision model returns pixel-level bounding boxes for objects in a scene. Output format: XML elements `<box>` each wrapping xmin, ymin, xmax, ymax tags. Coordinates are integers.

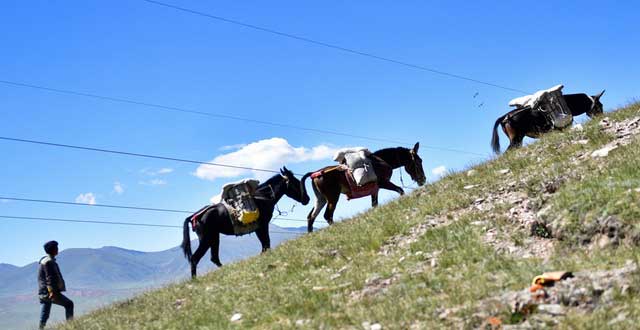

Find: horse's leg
<box><xmin>323</xmin><ymin>190</ymin><xmax>340</xmax><ymax>226</ymax></box>
<box><xmin>209</xmin><ymin>232</ymin><xmax>222</xmax><ymax>267</ymax></box>
<box><xmin>255</xmin><ymin>226</ymin><xmax>271</xmax><ymax>253</ymax></box>
<box><xmin>378</xmin><ymin>180</ymin><xmax>405</xmax><ymax>195</ymax></box>
<box><xmin>503</xmin><ymin>121</ymin><xmax>523</xmax><ymax>151</ymax></box>
<box><xmin>307</xmin><ymin>195</ymin><xmax>327</xmax><ymax>233</ymax></box>
<box><xmin>506</xmin><ymin>133</ymin><xmax>525</xmax><ymax>151</ymax></box>
<box><xmin>371</xmin><ymin>191</ymin><xmax>379</xmax><ymax>207</ymax></box>
<box><xmin>190</xmin><ymin>239</ymin><xmax>209</xmax><ymax>279</ymax></box>
<box><xmin>306</xmin><ymin>178</ymin><xmax>327</xmax><ymax>232</ymax></box>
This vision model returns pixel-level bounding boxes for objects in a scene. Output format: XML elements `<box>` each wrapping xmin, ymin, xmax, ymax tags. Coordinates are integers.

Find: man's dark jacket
<box><xmin>37</xmin><ymin>255</ymin><xmax>66</xmax><ymax>299</ymax></box>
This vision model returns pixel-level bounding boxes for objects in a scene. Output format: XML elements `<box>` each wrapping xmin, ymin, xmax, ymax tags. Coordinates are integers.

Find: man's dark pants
<box><xmin>39</xmin><ymin>294</ymin><xmax>74</xmax><ymax>328</ymax></box>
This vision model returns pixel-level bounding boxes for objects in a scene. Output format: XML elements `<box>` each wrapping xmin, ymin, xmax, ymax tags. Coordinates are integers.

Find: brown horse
<box><xmin>491</xmin><ymin>90</ymin><xmax>605</xmax><ymax>153</ymax></box>
<box><xmin>301</xmin><ymin>143</ymin><xmax>426</xmax><ymax>232</ymax></box>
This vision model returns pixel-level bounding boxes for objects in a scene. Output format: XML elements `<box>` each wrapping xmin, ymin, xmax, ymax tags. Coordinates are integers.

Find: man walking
<box><xmin>38</xmin><ymin>240</ymin><xmax>73</xmax><ymax>329</ymax></box>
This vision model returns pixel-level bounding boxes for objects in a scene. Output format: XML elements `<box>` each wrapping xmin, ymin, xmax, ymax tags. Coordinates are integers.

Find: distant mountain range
<box><xmin>0</xmin><ymin>225</ymin><xmax>303</xmax><ymax>330</ymax></box>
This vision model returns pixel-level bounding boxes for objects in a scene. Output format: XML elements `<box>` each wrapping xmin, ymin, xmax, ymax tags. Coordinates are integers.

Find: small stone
<box><xmin>591</xmin><ymin>144</ymin><xmax>618</xmax><ymax>158</ymax></box>
<box><xmin>576</xmin><ymin>139</ymin><xmax>589</xmax><ymax>145</ymax></box>
<box><xmin>371</xmin><ymin>323</ymin><xmax>382</xmax><ymax>330</ymax></box>
<box><xmin>497</xmin><ymin>169</ymin><xmax>510</xmax><ymax>175</ymax></box>
<box><xmin>537</xmin><ymin>304</ymin><xmax>565</xmax><ymax>316</ymax></box>
<box><xmin>474</xmin><ymin>198</ymin><xmax>485</xmax><ymax>204</ymax></box>
<box><xmin>608</xmin><ymin>312</ymin><xmax>627</xmax><ymax>325</ymax></box>
<box><xmin>174</xmin><ymin>298</ymin><xmax>186</xmax><ymax>309</ymax></box>
<box><xmin>296</xmin><ymin>319</ymin><xmax>310</xmax><ymax>326</ymax></box>
<box><xmin>467</xmin><ymin>169</ymin><xmax>477</xmax><ymax>177</ymax></box>
<box><xmin>430</xmin><ymin>258</ymin><xmax>438</xmax><ymax>268</ymax></box>
<box><xmin>572</xmin><ymin>123</ymin><xmax>584</xmax><ymax>131</ymax></box>
<box><xmin>438</xmin><ymin>309</ymin><xmax>452</xmax><ymax>319</ymax></box>
<box><xmin>463</xmin><ymin>184</ymin><xmax>478</xmax><ymax>190</ymax></box>
<box><xmin>634</xmin><ymin>188</ymin><xmax>640</xmax><ymax>193</ymax></box>
<box><xmin>230</xmin><ymin>313</ymin><xmax>243</xmax><ymax>322</ymax></box>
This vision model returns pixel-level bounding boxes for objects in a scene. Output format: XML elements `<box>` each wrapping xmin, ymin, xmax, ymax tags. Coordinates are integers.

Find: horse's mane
<box><xmin>374</xmin><ymin>146</ymin><xmax>408</xmax><ymax>154</ymax></box>
<box><xmin>258</xmin><ymin>174</ymin><xmax>281</xmax><ymax>187</ymax></box>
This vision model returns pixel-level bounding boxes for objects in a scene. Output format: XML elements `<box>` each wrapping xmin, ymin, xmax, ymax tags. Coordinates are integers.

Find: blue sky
<box><xmin>1</xmin><ymin>0</ymin><xmax>638</xmax><ymax>266</ymax></box>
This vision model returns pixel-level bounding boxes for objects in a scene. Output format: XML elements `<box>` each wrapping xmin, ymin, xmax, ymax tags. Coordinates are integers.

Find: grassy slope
<box><xmin>59</xmin><ymin>103</ymin><xmax>640</xmax><ymax>330</ymax></box>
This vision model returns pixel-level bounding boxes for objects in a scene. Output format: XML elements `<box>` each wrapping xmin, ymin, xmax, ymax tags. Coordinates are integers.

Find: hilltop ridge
<box><xmin>59</xmin><ymin>102</ymin><xmax>640</xmax><ymax>329</ymax></box>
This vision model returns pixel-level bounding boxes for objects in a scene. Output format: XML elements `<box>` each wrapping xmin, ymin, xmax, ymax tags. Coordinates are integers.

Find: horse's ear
<box><xmin>282</xmin><ymin>166</ymin><xmax>290</xmax><ymax>175</ymax></box>
<box><xmin>280</xmin><ymin>168</ymin><xmax>286</xmax><ymax>175</ymax></box>
<box><xmin>413</xmin><ymin>142</ymin><xmax>420</xmax><ymax>153</ymax></box>
<box><xmin>595</xmin><ymin>90</ymin><xmax>605</xmax><ymax>100</ymax></box>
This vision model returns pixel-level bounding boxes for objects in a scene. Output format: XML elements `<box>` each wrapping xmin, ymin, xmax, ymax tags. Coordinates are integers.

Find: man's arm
<box><xmin>43</xmin><ymin>260</ymin><xmax>60</xmax><ymax>298</ymax></box>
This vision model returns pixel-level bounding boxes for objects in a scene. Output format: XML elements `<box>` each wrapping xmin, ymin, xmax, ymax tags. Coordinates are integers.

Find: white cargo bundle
<box><xmin>333</xmin><ymin>147</ymin><xmax>371</xmax><ymax>163</ymax></box>
<box><xmin>508</xmin><ymin>84</ymin><xmax>573</xmax><ymax>129</ymax></box>
<box><xmin>333</xmin><ymin>148</ymin><xmax>377</xmax><ymax>186</ymax></box>
<box><xmin>509</xmin><ymin>84</ymin><xmax>564</xmax><ymax>109</ymax></box>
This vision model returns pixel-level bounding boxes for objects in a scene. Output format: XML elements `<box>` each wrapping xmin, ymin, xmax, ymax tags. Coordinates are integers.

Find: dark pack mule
<box><xmin>181</xmin><ymin>167</ymin><xmax>309</xmax><ymax>278</ymax></box>
<box><xmin>491</xmin><ymin>90</ymin><xmax>605</xmax><ymax>153</ymax></box>
<box><xmin>302</xmin><ymin>143</ymin><xmax>426</xmax><ymax>232</ymax></box>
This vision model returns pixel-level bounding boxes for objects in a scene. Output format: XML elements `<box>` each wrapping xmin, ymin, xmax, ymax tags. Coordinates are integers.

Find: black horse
<box><xmin>303</xmin><ymin>143</ymin><xmax>426</xmax><ymax>232</ymax></box>
<box><xmin>491</xmin><ymin>90</ymin><xmax>605</xmax><ymax>153</ymax></box>
<box><xmin>181</xmin><ymin>167</ymin><xmax>309</xmax><ymax>278</ymax></box>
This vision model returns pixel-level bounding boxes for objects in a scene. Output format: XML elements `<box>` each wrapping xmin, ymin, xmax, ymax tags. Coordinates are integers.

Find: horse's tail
<box><xmin>491</xmin><ymin>114</ymin><xmax>507</xmax><ymax>154</ymax></box>
<box><xmin>300</xmin><ymin>172</ymin><xmax>313</xmax><ymax>205</ymax></box>
<box><xmin>181</xmin><ymin>217</ymin><xmax>192</xmax><ymax>262</ymax></box>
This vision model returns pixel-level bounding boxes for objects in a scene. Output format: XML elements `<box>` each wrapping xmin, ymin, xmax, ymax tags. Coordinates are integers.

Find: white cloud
<box><xmin>195</xmin><ymin>137</ymin><xmax>342</xmax><ymax>181</ymax></box>
<box><xmin>75</xmin><ymin>193</ymin><xmax>96</xmax><ymax>205</ymax></box>
<box><xmin>219</xmin><ymin>144</ymin><xmax>247</xmax><ymax>151</ymax></box>
<box><xmin>113</xmin><ymin>182</ymin><xmax>124</xmax><ymax>194</ymax></box>
<box><xmin>156</xmin><ymin>168</ymin><xmax>173</xmax><ymax>175</ymax></box>
<box><xmin>139</xmin><ymin>179</ymin><xmax>167</xmax><ymax>186</ymax></box>
<box><xmin>140</xmin><ymin>168</ymin><xmax>174</xmax><ymax>176</ymax></box>
<box><xmin>431</xmin><ymin>165</ymin><xmax>447</xmax><ymax>178</ymax></box>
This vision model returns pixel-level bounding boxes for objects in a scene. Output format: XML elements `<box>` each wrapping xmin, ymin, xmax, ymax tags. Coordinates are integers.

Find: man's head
<box><xmin>43</xmin><ymin>240</ymin><xmax>59</xmax><ymax>256</ymax></box>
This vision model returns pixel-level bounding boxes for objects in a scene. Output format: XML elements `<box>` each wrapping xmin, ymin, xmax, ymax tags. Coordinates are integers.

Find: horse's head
<box><xmin>404</xmin><ymin>142</ymin><xmax>426</xmax><ymax>186</ymax></box>
<box><xmin>280</xmin><ymin>167</ymin><xmax>310</xmax><ymax>205</ymax></box>
<box><xmin>588</xmin><ymin>90</ymin><xmax>605</xmax><ymax>116</ymax></box>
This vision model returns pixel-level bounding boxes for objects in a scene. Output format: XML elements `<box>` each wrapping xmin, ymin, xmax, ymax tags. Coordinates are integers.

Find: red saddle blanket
<box><xmin>344</xmin><ymin>171</ymin><xmax>378</xmax><ymax>199</ymax></box>
<box><xmin>189</xmin><ymin>205</ymin><xmax>214</xmax><ymax>231</ymax></box>
<box><xmin>311</xmin><ymin>166</ymin><xmax>378</xmax><ymax>200</ymax></box>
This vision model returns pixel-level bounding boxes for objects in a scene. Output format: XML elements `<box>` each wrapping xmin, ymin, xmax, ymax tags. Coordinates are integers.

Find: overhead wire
<box><xmin>0</xmin><ymin>136</ymin><xmax>290</xmax><ymax>175</ymax></box>
<box><xmin>141</xmin><ymin>0</ymin><xmax>529</xmax><ymax>94</ymax></box>
<box><xmin>0</xmin><ymin>79</ymin><xmax>488</xmax><ymax>157</ymax></box>
<box><xmin>0</xmin><ymin>215</ymin><xmax>303</xmax><ymax>235</ymax></box>
<box><xmin>0</xmin><ymin>195</ymin><xmax>311</xmax><ymax>223</ymax></box>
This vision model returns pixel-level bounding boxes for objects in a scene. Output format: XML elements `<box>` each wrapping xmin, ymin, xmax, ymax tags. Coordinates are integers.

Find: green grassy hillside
<box><xmin>58</xmin><ymin>102</ymin><xmax>640</xmax><ymax>330</ymax></box>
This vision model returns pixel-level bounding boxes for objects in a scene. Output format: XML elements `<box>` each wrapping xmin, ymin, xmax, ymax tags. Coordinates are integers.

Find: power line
<box><xmin>0</xmin><ymin>215</ymin><xmax>303</xmax><ymax>235</ymax></box>
<box><xmin>0</xmin><ymin>136</ymin><xmax>288</xmax><ymax>175</ymax></box>
<box><xmin>141</xmin><ymin>0</ymin><xmax>529</xmax><ymax>94</ymax></box>
<box><xmin>0</xmin><ymin>196</ymin><xmax>193</xmax><ymax>214</ymax></box>
<box><xmin>0</xmin><ymin>79</ymin><xmax>487</xmax><ymax>156</ymax></box>
<box><xmin>0</xmin><ymin>195</ymin><xmax>311</xmax><ymax>223</ymax></box>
